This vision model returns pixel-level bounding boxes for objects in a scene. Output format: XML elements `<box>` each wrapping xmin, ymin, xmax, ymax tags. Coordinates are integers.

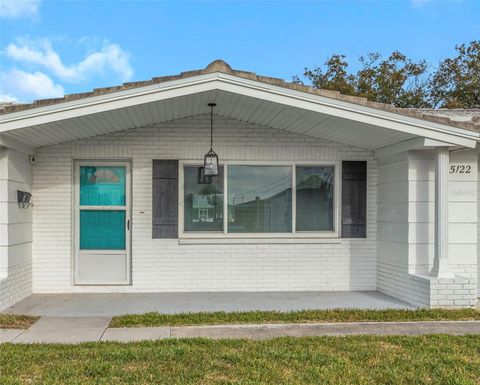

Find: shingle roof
<box><xmin>417</xmin><ymin>108</ymin><xmax>480</xmax><ymax>127</ymax></box>
<box><xmin>1</xmin><ymin>60</ymin><xmax>479</xmax><ymax>132</ymax></box>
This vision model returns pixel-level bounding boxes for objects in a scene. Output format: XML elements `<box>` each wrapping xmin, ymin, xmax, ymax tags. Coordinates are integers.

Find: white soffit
<box><xmin>1</xmin><ymin>72</ymin><xmax>478</xmax><ymax>151</ymax></box>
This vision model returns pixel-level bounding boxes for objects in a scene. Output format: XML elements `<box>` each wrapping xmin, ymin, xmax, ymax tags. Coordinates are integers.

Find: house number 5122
<box><xmin>449</xmin><ymin>165</ymin><xmax>471</xmax><ymax>174</ymax></box>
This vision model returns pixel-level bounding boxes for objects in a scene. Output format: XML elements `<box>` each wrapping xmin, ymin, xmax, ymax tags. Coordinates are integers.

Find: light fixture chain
<box><xmin>210</xmin><ymin>104</ymin><xmax>213</xmax><ymax>150</ymax></box>
<box><xmin>204</xmin><ymin>102</ymin><xmax>219</xmax><ymax>177</ymax></box>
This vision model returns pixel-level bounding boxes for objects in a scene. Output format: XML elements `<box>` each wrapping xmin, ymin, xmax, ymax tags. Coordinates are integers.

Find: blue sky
<box><xmin>0</xmin><ymin>0</ymin><xmax>479</xmax><ymax>103</ymax></box>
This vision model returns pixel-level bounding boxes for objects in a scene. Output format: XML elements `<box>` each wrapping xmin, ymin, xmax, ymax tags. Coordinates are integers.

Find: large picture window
<box><xmin>228</xmin><ymin>166</ymin><xmax>292</xmax><ymax>233</ymax></box>
<box><xmin>181</xmin><ymin>163</ymin><xmax>337</xmax><ymax>236</ymax></box>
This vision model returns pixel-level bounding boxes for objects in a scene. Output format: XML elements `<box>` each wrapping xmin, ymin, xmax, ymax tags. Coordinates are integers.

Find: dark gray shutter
<box><xmin>152</xmin><ymin>160</ymin><xmax>178</xmax><ymax>238</ymax></box>
<box><xmin>341</xmin><ymin>161</ymin><xmax>367</xmax><ymax>238</ymax></box>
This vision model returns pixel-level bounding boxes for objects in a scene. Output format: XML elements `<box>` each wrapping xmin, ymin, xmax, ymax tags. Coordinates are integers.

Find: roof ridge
<box><xmin>1</xmin><ymin>60</ymin><xmax>479</xmax><ymax>132</ymax></box>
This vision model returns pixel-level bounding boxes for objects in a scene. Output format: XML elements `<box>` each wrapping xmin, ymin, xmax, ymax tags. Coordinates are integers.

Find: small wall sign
<box><xmin>449</xmin><ymin>164</ymin><xmax>472</xmax><ymax>174</ymax></box>
<box><xmin>448</xmin><ymin>157</ymin><xmax>477</xmax><ymax>182</ymax></box>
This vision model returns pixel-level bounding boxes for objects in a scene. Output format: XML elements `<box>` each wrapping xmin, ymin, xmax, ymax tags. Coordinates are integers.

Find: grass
<box><xmin>1</xmin><ymin>335</ymin><xmax>479</xmax><ymax>384</ymax></box>
<box><xmin>0</xmin><ymin>314</ymin><xmax>39</xmax><ymax>329</ymax></box>
<box><xmin>110</xmin><ymin>308</ymin><xmax>480</xmax><ymax>327</ymax></box>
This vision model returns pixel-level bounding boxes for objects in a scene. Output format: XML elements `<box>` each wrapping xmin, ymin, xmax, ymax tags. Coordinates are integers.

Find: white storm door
<box><xmin>74</xmin><ymin>161</ymin><xmax>131</xmax><ymax>285</ymax></box>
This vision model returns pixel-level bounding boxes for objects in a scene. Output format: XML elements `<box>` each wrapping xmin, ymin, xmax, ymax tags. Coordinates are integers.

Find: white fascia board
<box><xmin>0</xmin><ymin>74</ymin><xmax>220</xmax><ymax>131</ymax></box>
<box><xmin>374</xmin><ymin>138</ymin><xmax>459</xmax><ymax>158</ymax></box>
<box><xmin>1</xmin><ymin>71</ymin><xmax>478</xmax><ymax>148</ymax></box>
<box><xmin>215</xmin><ymin>75</ymin><xmax>479</xmax><ymax>147</ymax></box>
<box><xmin>423</xmin><ymin>138</ymin><xmax>455</xmax><ymax>147</ymax></box>
<box><xmin>217</xmin><ymin>73</ymin><xmax>479</xmax><ymax>142</ymax></box>
<box><xmin>374</xmin><ymin>138</ymin><xmax>426</xmax><ymax>158</ymax></box>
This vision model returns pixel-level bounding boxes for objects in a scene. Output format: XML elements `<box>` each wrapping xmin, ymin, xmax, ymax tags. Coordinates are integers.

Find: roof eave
<box><xmin>1</xmin><ymin>71</ymin><xmax>478</xmax><ymax>149</ymax></box>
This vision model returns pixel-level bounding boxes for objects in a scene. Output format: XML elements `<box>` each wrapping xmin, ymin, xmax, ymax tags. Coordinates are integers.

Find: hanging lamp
<box><xmin>203</xmin><ymin>102</ymin><xmax>219</xmax><ymax>176</ymax></box>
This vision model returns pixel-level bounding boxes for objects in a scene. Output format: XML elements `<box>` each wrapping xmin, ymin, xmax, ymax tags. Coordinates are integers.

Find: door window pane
<box><xmin>80</xmin><ymin>210</ymin><xmax>126</xmax><ymax>249</ymax></box>
<box><xmin>184</xmin><ymin>166</ymin><xmax>223</xmax><ymax>231</ymax></box>
<box><xmin>80</xmin><ymin>166</ymin><xmax>126</xmax><ymax>206</ymax></box>
<box><xmin>296</xmin><ymin>166</ymin><xmax>334</xmax><ymax>231</ymax></box>
<box><xmin>228</xmin><ymin>166</ymin><xmax>292</xmax><ymax>233</ymax></box>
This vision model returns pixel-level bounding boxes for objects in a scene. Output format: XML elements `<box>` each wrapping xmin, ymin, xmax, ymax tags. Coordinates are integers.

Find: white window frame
<box><xmin>178</xmin><ymin>160</ymin><xmax>341</xmax><ymax>239</ymax></box>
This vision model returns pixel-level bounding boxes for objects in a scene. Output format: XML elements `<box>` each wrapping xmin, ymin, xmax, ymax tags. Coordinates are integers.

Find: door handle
<box><xmin>127</xmin><ymin>219</ymin><xmax>130</xmax><ymax>231</ymax></box>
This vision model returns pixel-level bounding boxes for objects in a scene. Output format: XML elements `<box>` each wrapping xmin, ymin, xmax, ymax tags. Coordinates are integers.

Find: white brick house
<box><xmin>0</xmin><ymin>60</ymin><xmax>479</xmax><ymax>310</ymax></box>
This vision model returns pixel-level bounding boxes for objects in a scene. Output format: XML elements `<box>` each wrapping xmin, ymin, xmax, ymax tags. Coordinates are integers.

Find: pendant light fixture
<box><xmin>204</xmin><ymin>102</ymin><xmax>219</xmax><ymax>176</ymax></box>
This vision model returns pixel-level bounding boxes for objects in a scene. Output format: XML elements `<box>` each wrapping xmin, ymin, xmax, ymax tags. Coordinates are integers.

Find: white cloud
<box><xmin>1</xmin><ymin>37</ymin><xmax>133</xmax><ymax>102</ymax></box>
<box><xmin>6</xmin><ymin>38</ymin><xmax>134</xmax><ymax>83</ymax></box>
<box><xmin>0</xmin><ymin>70</ymin><xmax>64</xmax><ymax>102</ymax></box>
<box><xmin>0</xmin><ymin>94</ymin><xmax>19</xmax><ymax>103</ymax></box>
<box><xmin>0</xmin><ymin>0</ymin><xmax>41</xmax><ymax>19</ymax></box>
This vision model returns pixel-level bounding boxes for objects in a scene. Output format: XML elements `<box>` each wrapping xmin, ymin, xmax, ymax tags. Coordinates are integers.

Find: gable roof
<box><xmin>1</xmin><ymin>60</ymin><xmax>478</xmax><ymax>154</ymax></box>
<box><xmin>1</xmin><ymin>59</ymin><xmax>479</xmax><ymax>132</ymax></box>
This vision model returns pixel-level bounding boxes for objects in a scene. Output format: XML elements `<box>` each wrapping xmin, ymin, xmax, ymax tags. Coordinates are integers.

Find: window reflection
<box><xmin>184</xmin><ymin>166</ymin><xmax>223</xmax><ymax>231</ymax></box>
<box><xmin>228</xmin><ymin>166</ymin><xmax>292</xmax><ymax>233</ymax></box>
<box><xmin>296</xmin><ymin>166</ymin><xmax>334</xmax><ymax>231</ymax></box>
<box><xmin>80</xmin><ymin>166</ymin><xmax>126</xmax><ymax>206</ymax></box>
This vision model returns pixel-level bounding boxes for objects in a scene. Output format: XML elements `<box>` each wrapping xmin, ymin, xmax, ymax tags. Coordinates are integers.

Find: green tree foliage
<box><xmin>355</xmin><ymin>51</ymin><xmax>430</xmax><ymax>108</ymax></box>
<box><xmin>299</xmin><ymin>54</ymin><xmax>357</xmax><ymax>96</ymax></box>
<box><xmin>295</xmin><ymin>40</ymin><xmax>479</xmax><ymax>109</ymax></box>
<box><xmin>430</xmin><ymin>41</ymin><xmax>480</xmax><ymax>108</ymax></box>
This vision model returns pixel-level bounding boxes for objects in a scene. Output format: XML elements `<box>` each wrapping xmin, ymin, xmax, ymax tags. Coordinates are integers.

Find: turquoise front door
<box><xmin>74</xmin><ymin>161</ymin><xmax>131</xmax><ymax>284</ymax></box>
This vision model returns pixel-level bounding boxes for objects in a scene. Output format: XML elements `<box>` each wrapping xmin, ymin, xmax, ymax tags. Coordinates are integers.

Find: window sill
<box><xmin>178</xmin><ymin>237</ymin><xmax>342</xmax><ymax>245</ymax></box>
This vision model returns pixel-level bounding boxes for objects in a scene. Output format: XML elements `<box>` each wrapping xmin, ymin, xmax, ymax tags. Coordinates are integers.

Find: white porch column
<box><xmin>432</xmin><ymin>147</ymin><xmax>453</xmax><ymax>278</ymax></box>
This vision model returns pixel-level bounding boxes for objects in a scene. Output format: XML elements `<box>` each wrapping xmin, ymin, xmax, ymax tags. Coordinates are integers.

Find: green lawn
<box><xmin>0</xmin><ymin>314</ymin><xmax>39</xmax><ymax>329</ymax></box>
<box><xmin>1</xmin><ymin>335</ymin><xmax>479</xmax><ymax>385</ymax></box>
<box><xmin>110</xmin><ymin>308</ymin><xmax>480</xmax><ymax>327</ymax></box>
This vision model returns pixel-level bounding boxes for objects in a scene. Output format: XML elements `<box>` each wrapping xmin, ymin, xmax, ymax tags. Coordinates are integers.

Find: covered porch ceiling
<box><xmin>1</xmin><ymin>71</ymin><xmax>478</xmax><ymax>154</ymax></box>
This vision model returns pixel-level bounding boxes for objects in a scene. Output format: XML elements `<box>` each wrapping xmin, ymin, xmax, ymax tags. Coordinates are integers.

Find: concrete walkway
<box><xmin>2</xmin><ymin>317</ymin><xmax>480</xmax><ymax>344</ymax></box>
<box><xmin>2</xmin><ymin>291</ymin><xmax>414</xmax><ymax>317</ymax></box>
<box><xmin>9</xmin><ymin>317</ymin><xmax>111</xmax><ymax>344</ymax></box>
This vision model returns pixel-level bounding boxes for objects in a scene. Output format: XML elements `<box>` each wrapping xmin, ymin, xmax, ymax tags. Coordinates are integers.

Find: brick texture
<box><xmin>377</xmin><ymin>152</ymin><xmax>478</xmax><ymax>308</ymax></box>
<box><xmin>32</xmin><ymin>115</ymin><xmax>378</xmax><ymax>294</ymax></box>
<box><xmin>0</xmin><ymin>262</ymin><xmax>32</xmax><ymax>310</ymax></box>
<box><xmin>0</xmin><ymin>148</ymin><xmax>33</xmax><ymax>311</ymax></box>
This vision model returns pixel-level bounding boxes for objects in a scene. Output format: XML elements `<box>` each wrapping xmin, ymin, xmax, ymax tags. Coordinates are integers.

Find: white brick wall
<box><xmin>0</xmin><ymin>148</ymin><xmax>33</xmax><ymax>311</ymax></box>
<box><xmin>478</xmin><ymin>154</ymin><xmax>480</xmax><ymax>297</ymax></box>
<box><xmin>0</xmin><ymin>262</ymin><xmax>32</xmax><ymax>310</ymax></box>
<box><xmin>377</xmin><ymin>150</ymin><xmax>478</xmax><ymax>308</ymax></box>
<box><xmin>32</xmin><ymin>115</ymin><xmax>377</xmax><ymax>293</ymax></box>
<box><xmin>376</xmin><ymin>153</ymin><xmax>422</xmax><ymax>304</ymax></box>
